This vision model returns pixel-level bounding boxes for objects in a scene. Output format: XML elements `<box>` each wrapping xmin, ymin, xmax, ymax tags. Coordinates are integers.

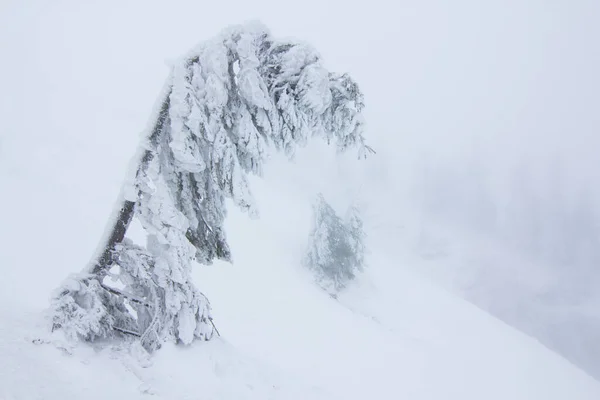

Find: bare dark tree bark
<box><xmin>88</xmin><ymin>90</ymin><xmax>172</xmax><ymax>275</ymax></box>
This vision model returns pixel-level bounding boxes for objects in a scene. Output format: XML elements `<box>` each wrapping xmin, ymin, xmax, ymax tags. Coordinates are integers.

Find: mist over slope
<box><xmin>2</xmin><ymin>150</ymin><xmax>600</xmax><ymax>399</ymax></box>
<box><xmin>1</xmin><ymin>0</ymin><xmax>599</xmax><ymax>396</ymax></box>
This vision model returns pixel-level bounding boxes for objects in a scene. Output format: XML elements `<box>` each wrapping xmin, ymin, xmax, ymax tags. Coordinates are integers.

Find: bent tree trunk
<box><xmin>49</xmin><ymin>85</ymin><xmax>183</xmax><ymax>351</ymax></box>
<box><xmin>88</xmin><ymin>91</ymin><xmax>171</xmax><ymax>276</ymax></box>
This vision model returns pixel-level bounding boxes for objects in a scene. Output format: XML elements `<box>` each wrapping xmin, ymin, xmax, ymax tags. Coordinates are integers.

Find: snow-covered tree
<box><xmin>346</xmin><ymin>204</ymin><xmax>366</xmax><ymax>270</ymax></box>
<box><xmin>303</xmin><ymin>194</ymin><xmax>366</xmax><ymax>294</ymax></box>
<box><xmin>49</xmin><ymin>22</ymin><xmax>369</xmax><ymax>352</ymax></box>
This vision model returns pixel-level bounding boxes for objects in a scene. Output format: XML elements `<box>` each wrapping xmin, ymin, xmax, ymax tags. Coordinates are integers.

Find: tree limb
<box><xmin>113</xmin><ymin>326</ymin><xmax>141</xmax><ymax>337</ymax></box>
<box><xmin>99</xmin><ymin>282</ymin><xmax>152</xmax><ymax>308</ymax></box>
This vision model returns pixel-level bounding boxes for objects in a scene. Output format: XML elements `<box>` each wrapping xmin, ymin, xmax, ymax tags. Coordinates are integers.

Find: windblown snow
<box><xmin>1</xmin><ymin>1</ymin><xmax>599</xmax><ymax>399</ymax></box>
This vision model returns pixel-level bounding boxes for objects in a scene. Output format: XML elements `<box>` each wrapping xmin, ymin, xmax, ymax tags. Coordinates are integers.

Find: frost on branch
<box><xmin>303</xmin><ymin>194</ymin><xmax>366</xmax><ymax>294</ymax></box>
<box><xmin>49</xmin><ymin>21</ymin><xmax>368</xmax><ymax>351</ymax></box>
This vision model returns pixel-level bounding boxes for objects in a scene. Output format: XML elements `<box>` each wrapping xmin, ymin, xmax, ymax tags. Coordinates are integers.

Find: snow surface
<box><xmin>1</xmin><ymin>0</ymin><xmax>600</xmax><ymax>398</ymax></box>
<box><xmin>1</xmin><ymin>169</ymin><xmax>600</xmax><ymax>399</ymax></box>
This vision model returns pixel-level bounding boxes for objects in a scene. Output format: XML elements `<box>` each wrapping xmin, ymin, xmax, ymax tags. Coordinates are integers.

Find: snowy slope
<box><xmin>1</xmin><ymin>171</ymin><xmax>600</xmax><ymax>399</ymax></box>
<box><xmin>1</xmin><ymin>1</ymin><xmax>600</xmax><ymax>399</ymax></box>
<box><xmin>0</xmin><ymin>307</ymin><xmax>329</xmax><ymax>400</ymax></box>
<box><xmin>196</xmin><ymin>157</ymin><xmax>600</xmax><ymax>400</ymax></box>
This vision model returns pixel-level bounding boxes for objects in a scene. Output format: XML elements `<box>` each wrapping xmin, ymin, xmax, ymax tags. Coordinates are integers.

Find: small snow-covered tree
<box><xmin>49</xmin><ymin>22</ymin><xmax>369</xmax><ymax>352</ymax></box>
<box><xmin>345</xmin><ymin>204</ymin><xmax>366</xmax><ymax>270</ymax></box>
<box><xmin>303</xmin><ymin>194</ymin><xmax>366</xmax><ymax>294</ymax></box>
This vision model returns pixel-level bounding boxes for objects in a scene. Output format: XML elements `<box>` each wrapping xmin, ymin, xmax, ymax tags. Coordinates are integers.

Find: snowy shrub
<box><xmin>303</xmin><ymin>194</ymin><xmax>366</xmax><ymax>293</ymax></box>
<box><xmin>49</xmin><ymin>22</ymin><xmax>368</xmax><ymax>352</ymax></box>
<box><xmin>50</xmin><ymin>276</ymin><xmax>116</xmax><ymax>342</ymax></box>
